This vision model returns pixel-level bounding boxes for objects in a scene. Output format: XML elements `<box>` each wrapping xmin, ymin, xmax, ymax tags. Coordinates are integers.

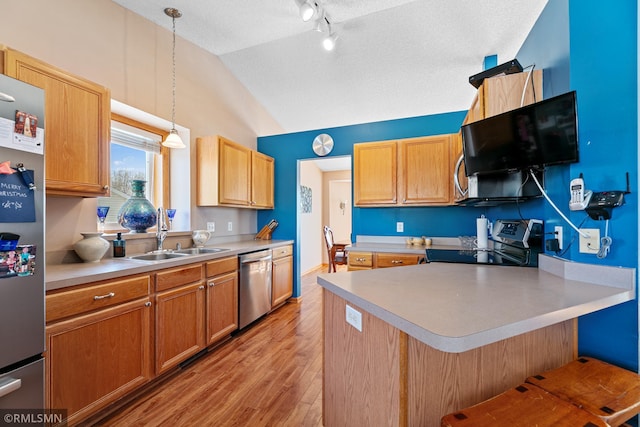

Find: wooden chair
<box><xmin>323</xmin><ymin>225</ymin><xmax>348</xmax><ymax>273</ymax></box>
<box><xmin>525</xmin><ymin>357</ymin><xmax>640</xmax><ymax>427</ymax></box>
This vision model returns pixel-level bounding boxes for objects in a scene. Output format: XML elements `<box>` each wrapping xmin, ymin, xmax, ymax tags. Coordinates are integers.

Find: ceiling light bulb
<box><xmin>163</xmin><ymin>129</ymin><xmax>185</xmax><ymax>148</ymax></box>
<box><xmin>323</xmin><ymin>33</ymin><xmax>337</xmax><ymax>51</ymax></box>
<box><xmin>300</xmin><ymin>1</ymin><xmax>316</xmax><ymax>21</ymax></box>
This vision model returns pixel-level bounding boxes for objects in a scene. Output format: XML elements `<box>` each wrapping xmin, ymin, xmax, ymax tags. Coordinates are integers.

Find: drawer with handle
<box><xmin>348</xmin><ymin>251</ymin><xmax>373</xmax><ymax>268</ymax></box>
<box><xmin>46</xmin><ymin>274</ymin><xmax>150</xmax><ymax>323</ymax></box>
<box><xmin>375</xmin><ymin>253</ymin><xmax>421</xmax><ymax>268</ymax></box>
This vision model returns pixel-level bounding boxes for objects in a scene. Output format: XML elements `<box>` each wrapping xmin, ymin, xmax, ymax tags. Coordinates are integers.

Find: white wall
<box><xmin>299</xmin><ymin>161</ymin><xmax>324</xmax><ymax>274</ymax></box>
<box><xmin>0</xmin><ymin>0</ymin><xmax>284</xmax><ymax>258</ymax></box>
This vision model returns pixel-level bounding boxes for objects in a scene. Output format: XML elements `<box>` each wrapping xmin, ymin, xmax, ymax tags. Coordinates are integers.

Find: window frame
<box><xmin>104</xmin><ymin>113</ymin><xmax>171</xmax><ymax>231</ymax></box>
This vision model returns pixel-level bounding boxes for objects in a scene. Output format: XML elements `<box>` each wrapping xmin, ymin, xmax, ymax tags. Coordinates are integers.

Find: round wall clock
<box><xmin>312</xmin><ymin>133</ymin><xmax>334</xmax><ymax>156</ymax></box>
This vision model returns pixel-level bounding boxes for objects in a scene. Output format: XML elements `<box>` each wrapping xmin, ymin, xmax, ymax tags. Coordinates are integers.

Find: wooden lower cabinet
<box><xmin>206</xmin><ymin>271</ymin><xmax>239</xmax><ymax>345</ymax></box>
<box><xmin>349</xmin><ymin>251</ymin><xmax>421</xmax><ymax>270</ymax></box>
<box><xmin>205</xmin><ymin>256</ymin><xmax>239</xmax><ymax>346</ymax></box>
<box><xmin>154</xmin><ymin>264</ymin><xmax>206</xmax><ymax>375</ymax></box>
<box><xmin>46</xmin><ymin>298</ymin><xmax>153</xmax><ymax>426</ymax></box>
<box><xmin>348</xmin><ymin>251</ymin><xmax>373</xmax><ymax>271</ymax></box>
<box><xmin>374</xmin><ymin>253</ymin><xmax>421</xmax><ymax>268</ymax></box>
<box><xmin>271</xmin><ymin>244</ymin><xmax>293</xmax><ymax>308</ymax></box>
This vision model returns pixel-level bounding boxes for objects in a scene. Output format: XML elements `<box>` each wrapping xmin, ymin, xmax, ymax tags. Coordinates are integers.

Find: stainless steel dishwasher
<box><xmin>239</xmin><ymin>249</ymin><xmax>273</xmax><ymax>329</ymax></box>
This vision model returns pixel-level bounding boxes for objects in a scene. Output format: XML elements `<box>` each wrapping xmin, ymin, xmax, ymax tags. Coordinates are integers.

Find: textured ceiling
<box><xmin>113</xmin><ymin>0</ymin><xmax>548</xmax><ymax>134</ymax></box>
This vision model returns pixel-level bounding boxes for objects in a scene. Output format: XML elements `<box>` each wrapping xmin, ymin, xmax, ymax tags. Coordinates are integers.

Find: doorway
<box><xmin>297</xmin><ymin>156</ymin><xmax>352</xmax><ymax>275</ymax></box>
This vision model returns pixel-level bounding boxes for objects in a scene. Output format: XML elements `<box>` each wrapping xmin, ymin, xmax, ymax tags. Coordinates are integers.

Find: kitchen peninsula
<box><xmin>317</xmin><ymin>254</ymin><xmax>635</xmax><ymax>426</ymax></box>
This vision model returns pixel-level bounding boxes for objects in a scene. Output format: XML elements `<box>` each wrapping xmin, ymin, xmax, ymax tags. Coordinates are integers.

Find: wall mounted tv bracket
<box><xmin>468</xmin><ymin>59</ymin><xmax>523</xmax><ymax>88</ymax></box>
<box><xmin>584</xmin><ymin>172</ymin><xmax>631</xmax><ymax>220</ymax></box>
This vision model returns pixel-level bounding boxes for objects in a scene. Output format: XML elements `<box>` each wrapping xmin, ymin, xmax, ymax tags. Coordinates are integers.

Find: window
<box><xmin>97</xmin><ymin>114</ymin><xmax>169</xmax><ymax>231</ymax></box>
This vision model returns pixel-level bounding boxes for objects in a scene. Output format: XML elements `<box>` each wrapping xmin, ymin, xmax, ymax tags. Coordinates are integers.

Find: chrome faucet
<box><xmin>156</xmin><ymin>207</ymin><xmax>168</xmax><ymax>251</ymax></box>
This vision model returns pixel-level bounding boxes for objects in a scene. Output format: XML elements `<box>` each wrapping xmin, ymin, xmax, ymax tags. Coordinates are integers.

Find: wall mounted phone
<box><xmin>569</xmin><ymin>178</ymin><xmax>592</xmax><ymax>211</ymax></box>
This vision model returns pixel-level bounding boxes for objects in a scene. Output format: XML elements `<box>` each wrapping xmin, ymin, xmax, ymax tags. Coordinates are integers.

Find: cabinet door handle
<box><xmin>391</xmin><ymin>260</ymin><xmax>404</xmax><ymax>264</ymax></box>
<box><xmin>94</xmin><ymin>292</ymin><xmax>115</xmax><ymax>300</ymax></box>
<box><xmin>102</xmin><ymin>184</ymin><xmax>110</xmax><ymax>191</ymax></box>
<box><xmin>208</xmin><ymin>282</ymin><xmax>214</xmax><ymax>287</ymax></box>
<box><xmin>355</xmin><ymin>257</ymin><xmax>366</xmax><ymax>262</ymax></box>
<box><xmin>145</xmin><ymin>301</ymin><xmax>152</xmax><ymax>307</ymax></box>
<box><xmin>198</xmin><ymin>285</ymin><xmax>205</xmax><ymax>290</ymax></box>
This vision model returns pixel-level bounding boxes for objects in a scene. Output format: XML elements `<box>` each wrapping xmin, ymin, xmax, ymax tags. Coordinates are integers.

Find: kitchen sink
<box><xmin>175</xmin><ymin>247</ymin><xmax>229</xmax><ymax>255</ymax></box>
<box><xmin>127</xmin><ymin>252</ymin><xmax>190</xmax><ymax>261</ymax></box>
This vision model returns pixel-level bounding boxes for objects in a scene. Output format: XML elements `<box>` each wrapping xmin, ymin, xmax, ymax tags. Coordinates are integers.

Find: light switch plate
<box><xmin>396</xmin><ymin>222</ymin><xmax>404</xmax><ymax>233</ymax></box>
<box><xmin>346</xmin><ymin>305</ymin><xmax>362</xmax><ymax>332</ymax></box>
<box><xmin>207</xmin><ymin>222</ymin><xmax>215</xmax><ymax>232</ymax></box>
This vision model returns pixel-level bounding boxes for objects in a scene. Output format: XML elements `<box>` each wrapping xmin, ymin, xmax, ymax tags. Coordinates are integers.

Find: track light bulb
<box><xmin>300</xmin><ymin>1</ymin><xmax>316</xmax><ymax>22</ymax></box>
<box><xmin>323</xmin><ymin>33</ymin><xmax>337</xmax><ymax>51</ymax></box>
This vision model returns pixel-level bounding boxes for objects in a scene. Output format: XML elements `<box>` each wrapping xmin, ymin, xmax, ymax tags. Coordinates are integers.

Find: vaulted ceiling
<box><xmin>113</xmin><ymin>0</ymin><xmax>548</xmax><ymax>134</ymax></box>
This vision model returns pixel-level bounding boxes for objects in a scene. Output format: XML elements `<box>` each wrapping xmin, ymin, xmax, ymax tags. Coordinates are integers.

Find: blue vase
<box><xmin>118</xmin><ymin>180</ymin><xmax>157</xmax><ymax>233</ymax></box>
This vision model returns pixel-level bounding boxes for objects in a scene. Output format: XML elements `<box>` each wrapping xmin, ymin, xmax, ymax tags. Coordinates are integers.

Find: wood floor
<box><xmin>92</xmin><ymin>265</ymin><xmax>337</xmax><ymax>427</ymax></box>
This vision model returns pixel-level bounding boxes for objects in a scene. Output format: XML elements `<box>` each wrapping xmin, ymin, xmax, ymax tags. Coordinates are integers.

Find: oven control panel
<box><xmin>493</xmin><ymin>219</ymin><xmax>543</xmax><ymax>248</ymax></box>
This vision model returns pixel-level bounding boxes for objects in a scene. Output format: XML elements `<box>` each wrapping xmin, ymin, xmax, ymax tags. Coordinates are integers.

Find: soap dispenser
<box><xmin>113</xmin><ymin>232</ymin><xmax>126</xmax><ymax>257</ymax></box>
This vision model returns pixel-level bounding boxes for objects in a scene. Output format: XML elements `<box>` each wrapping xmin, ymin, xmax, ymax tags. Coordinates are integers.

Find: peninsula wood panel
<box><xmin>399</xmin><ymin>135</ymin><xmax>452</xmax><ymax>205</ymax></box>
<box><xmin>323</xmin><ymin>290</ymin><xmax>406</xmax><ymax>427</ymax></box>
<box><xmin>353</xmin><ymin>141</ymin><xmax>397</xmax><ymax>205</ymax></box>
<box><xmin>46</xmin><ymin>298</ymin><xmax>153</xmax><ymax>426</ymax></box>
<box><xmin>407</xmin><ymin>319</ymin><xmax>575</xmax><ymax>426</ymax></box>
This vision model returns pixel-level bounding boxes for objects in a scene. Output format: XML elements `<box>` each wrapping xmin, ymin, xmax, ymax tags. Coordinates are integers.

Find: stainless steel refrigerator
<box><xmin>0</xmin><ymin>74</ymin><xmax>45</xmax><ymax>409</ymax></box>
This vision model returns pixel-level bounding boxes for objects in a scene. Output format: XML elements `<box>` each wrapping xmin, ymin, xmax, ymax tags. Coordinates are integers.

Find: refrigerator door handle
<box><xmin>0</xmin><ymin>377</ymin><xmax>22</xmax><ymax>398</ymax></box>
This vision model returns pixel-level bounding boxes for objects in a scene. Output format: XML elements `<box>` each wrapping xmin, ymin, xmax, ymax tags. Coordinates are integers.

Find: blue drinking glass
<box><xmin>166</xmin><ymin>208</ymin><xmax>176</xmax><ymax>230</ymax></box>
<box><xmin>97</xmin><ymin>206</ymin><xmax>110</xmax><ymax>232</ymax></box>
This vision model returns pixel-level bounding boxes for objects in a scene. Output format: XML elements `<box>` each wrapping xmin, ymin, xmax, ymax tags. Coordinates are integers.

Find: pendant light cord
<box><xmin>171</xmin><ymin>13</ymin><xmax>177</xmax><ymax>131</ymax></box>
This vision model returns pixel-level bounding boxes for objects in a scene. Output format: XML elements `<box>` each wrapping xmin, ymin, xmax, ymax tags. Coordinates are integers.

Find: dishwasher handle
<box><xmin>240</xmin><ymin>255</ymin><xmax>272</xmax><ymax>265</ymax></box>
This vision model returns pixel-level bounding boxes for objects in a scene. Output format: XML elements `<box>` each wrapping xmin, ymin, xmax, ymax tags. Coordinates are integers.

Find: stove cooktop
<box><xmin>425</xmin><ymin>245</ymin><xmax>538</xmax><ymax>267</ymax></box>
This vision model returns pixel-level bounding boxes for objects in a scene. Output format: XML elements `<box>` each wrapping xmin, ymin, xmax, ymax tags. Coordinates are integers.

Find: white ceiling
<box><xmin>112</xmin><ymin>0</ymin><xmax>548</xmax><ymax>134</ymax></box>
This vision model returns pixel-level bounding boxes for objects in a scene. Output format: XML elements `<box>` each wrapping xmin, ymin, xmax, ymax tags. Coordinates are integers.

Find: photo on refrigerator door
<box><xmin>0</xmin><ymin>244</ymin><xmax>36</xmax><ymax>278</ymax></box>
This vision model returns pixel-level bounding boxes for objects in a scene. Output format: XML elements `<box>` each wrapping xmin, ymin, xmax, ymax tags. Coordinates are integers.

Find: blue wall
<box><xmin>490</xmin><ymin>0</ymin><xmax>638</xmax><ymax>372</ymax></box>
<box><xmin>567</xmin><ymin>0</ymin><xmax>638</xmax><ymax>371</ymax></box>
<box><xmin>259</xmin><ymin>0</ymin><xmax>639</xmax><ymax>372</ymax></box>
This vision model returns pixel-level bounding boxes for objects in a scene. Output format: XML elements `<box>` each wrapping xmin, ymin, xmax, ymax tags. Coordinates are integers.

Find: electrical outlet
<box><xmin>579</xmin><ymin>228</ymin><xmax>600</xmax><ymax>254</ymax></box>
<box><xmin>554</xmin><ymin>226</ymin><xmax>563</xmax><ymax>250</ymax></box>
<box><xmin>227</xmin><ymin>221</ymin><xmax>233</xmax><ymax>232</ymax></box>
<box><xmin>345</xmin><ymin>305</ymin><xmax>362</xmax><ymax>332</ymax></box>
<box><xmin>207</xmin><ymin>222</ymin><xmax>215</xmax><ymax>232</ymax></box>
<box><xmin>396</xmin><ymin>222</ymin><xmax>404</xmax><ymax>233</ymax></box>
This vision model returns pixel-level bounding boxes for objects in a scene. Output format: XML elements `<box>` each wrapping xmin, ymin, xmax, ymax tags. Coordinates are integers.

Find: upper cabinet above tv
<box><xmin>464</xmin><ymin>70</ymin><xmax>543</xmax><ymax>125</ymax></box>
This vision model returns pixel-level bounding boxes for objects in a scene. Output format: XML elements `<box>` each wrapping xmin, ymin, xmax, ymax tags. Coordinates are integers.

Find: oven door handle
<box><xmin>0</xmin><ymin>378</ymin><xmax>21</xmax><ymax>398</ymax></box>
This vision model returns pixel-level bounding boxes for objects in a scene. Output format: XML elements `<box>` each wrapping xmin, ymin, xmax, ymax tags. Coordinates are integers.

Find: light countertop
<box><xmin>317</xmin><ymin>254</ymin><xmax>635</xmax><ymax>353</ymax></box>
<box><xmin>46</xmin><ymin>239</ymin><xmax>293</xmax><ymax>291</ymax></box>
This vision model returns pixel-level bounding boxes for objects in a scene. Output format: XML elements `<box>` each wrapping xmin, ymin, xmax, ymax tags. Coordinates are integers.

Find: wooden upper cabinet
<box><xmin>354</xmin><ymin>135</ymin><xmax>455</xmax><ymax>207</ymax></box>
<box><xmin>353</xmin><ymin>141</ymin><xmax>397</xmax><ymax>205</ymax></box>
<box><xmin>465</xmin><ymin>70</ymin><xmax>543</xmax><ymax>125</ymax></box>
<box><xmin>451</xmin><ymin>132</ymin><xmax>467</xmax><ymax>203</ymax></box>
<box><xmin>251</xmin><ymin>151</ymin><xmax>274</xmax><ymax>208</ymax></box>
<box><xmin>2</xmin><ymin>47</ymin><xmax>110</xmax><ymax>197</ymax></box>
<box><xmin>400</xmin><ymin>135</ymin><xmax>452</xmax><ymax>205</ymax></box>
<box><xmin>197</xmin><ymin>135</ymin><xmax>274</xmax><ymax>209</ymax></box>
<box><xmin>219</xmin><ymin>137</ymin><xmax>252</xmax><ymax>206</ymax></box>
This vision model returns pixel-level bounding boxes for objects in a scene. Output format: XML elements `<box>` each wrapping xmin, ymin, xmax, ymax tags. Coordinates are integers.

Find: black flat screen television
<box><xmin>461</xmin><ymin>91</ymin><xmax>579</xmax><ymax>176</ymax></box>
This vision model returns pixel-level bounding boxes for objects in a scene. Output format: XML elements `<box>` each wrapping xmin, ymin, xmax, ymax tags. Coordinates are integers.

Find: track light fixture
<box><xmin>294</xmin><ymin>0</ymin><xmax>338</xmax><ymax>51</ymax></box>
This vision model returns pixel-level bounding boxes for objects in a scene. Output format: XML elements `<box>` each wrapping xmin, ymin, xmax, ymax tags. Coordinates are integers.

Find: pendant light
<box><xmin>163</xmin><ymin>7</ymin><xmax>185</xmax><ymax>149</ymax></box>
